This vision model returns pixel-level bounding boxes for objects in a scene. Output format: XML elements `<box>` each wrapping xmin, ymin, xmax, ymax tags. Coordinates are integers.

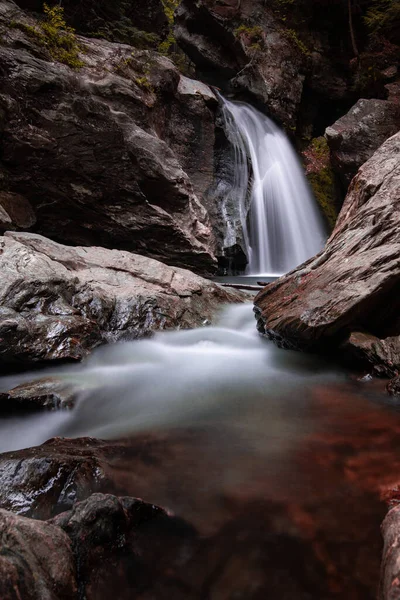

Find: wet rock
<box><xmin>0</xmin><ymin>378</ymin><xmax>77</xmax><ymax>412</ymax></box>
<box><xmin>325</xmin><ymin>98</ymin><xmax>400</xmax><ymax>187</ymax></box>
<box><xmin>342</xmin><ymin>332</ymin><xmax>400</xmax><ymax>378</ymax></box>
<box><xmin>386</xmin><ymin>375</ymin><xmax>400</xmax><ymax>397</ymax></box>
<box><xmin>51</xmin><ymin>494</ymin><xmax>193</xmax><ymax>600</ymax></box>
<box><xmin>0</xmin><ymin>508</ymin><xmax>77</xmax><ymax>599</ymax></box>
<box><xmin>379</xmin><ymin>504</ymin><xmax>400</xmax><ymax>600</ymax></box>
<box><xmin>254</xmin><ymin>131</ymin><xmax>400</xmax><ymax>374</ymax></box>
<box><xmin>0</xmin><ymin>231</ymin><xmax>246</xmax><ymax>366</ymax></box>
<box><xmin>0</xmin><ymin>0</ymin><xmax>218</xmax><ymax>273</ymax></box>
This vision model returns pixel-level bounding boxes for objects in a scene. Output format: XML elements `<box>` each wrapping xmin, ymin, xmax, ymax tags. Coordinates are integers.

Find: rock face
<box><xmin>0</xmin><ymin>0</ymin><xmax>218</xmax><ymax>273</ymax></box>
<box><xmin>254</xmin><ymin>131</ymin><xmax>400</xmax><ymax>375</ymax></box>
<box><xmin>174</xmin><ymin>0</ymin><xmax>305</xmax><ymax>129</ymax></box>
<box><xmin>0</xmin><ymin>231</ymin><xmax>246</xmax><ymax>366</ymax></box>
<box><xmin>326</xmin><ymin>98</ymin><xmax>400</xmax><ymax>187</ymax></box>
<box><xmin>174</xmin><ymin>0</ymin><xmax>351</xmax><ymax>132</ymax></box>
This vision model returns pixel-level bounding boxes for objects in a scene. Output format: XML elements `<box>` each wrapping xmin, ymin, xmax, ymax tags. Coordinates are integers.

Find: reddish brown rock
<box><xmin>0</xmin><ymin>508</ymin><xmax>77</xmax><ymax>599</ymax></box>
<box><xmin>254</xmin><ymin>131</ymin><xmax>400</xmax><ymax>374</ymax></box>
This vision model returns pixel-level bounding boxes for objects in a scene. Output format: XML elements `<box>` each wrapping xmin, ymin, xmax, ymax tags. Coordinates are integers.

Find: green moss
<box><xmin>134</xmin><ymin>75</ymin><xmax>153</xmax><ymax>91</ymax></box>
<box><xmin>303</xmin><ymin>137</ymin><xmax>338</xmax><ymax>230</ymax></box>
<box><xmin>234</xmin><ymin>24</ymin><xmax>265</xmax><ymax>51</ymax></box>
<box><xmin>282</xmin><ymin>28</ymin><xmax>310</xmax><ymax>56</ymax></box>
<box><xmin>364</xmin><ymin>0</ymin><xmax>400</xmax><ymax>42</ymax></box>
<box><xmin>11</xmin><ymin>5</ymin><xmax>83</xmax><ymax>69</ymax></box>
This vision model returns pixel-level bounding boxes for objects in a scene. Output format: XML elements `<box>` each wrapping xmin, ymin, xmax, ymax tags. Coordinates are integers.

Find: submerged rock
<box><xmin>0</xmin><ymin>232</ymin><xmax>246</xmax><ymax>366</ymax></box>
<box><xmin>254</xmin><ymin>131</ymin><xmax>400</xmax><ymax>374</ymax></box>
<box><xmin>325</xmin><ymin>98</ymin><xmax>400</xmax><ymax>187</ymax></box>
<box><xmin>0</xmin><ymin>0</ymin><xmax>218</xmax><ymax>273</ymax></box>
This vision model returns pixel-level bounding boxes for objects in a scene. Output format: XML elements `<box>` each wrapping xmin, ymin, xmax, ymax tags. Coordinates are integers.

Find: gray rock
<box><xmin>0</xmin><ymin>0</ymin><xmax>218</xmax><ymax>273</ymax></box>
<box><xmin>325</xmin><ymin>98</ymin><xmax>400</xmax><ymax>187</ymax></box>
<box><xmin>0</xmin><ymin>231</ymin><xmax>246</xmax><ymax>366</ymax></box>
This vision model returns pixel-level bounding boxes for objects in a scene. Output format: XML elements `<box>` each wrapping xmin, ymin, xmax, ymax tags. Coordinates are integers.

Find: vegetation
<box><xmin>11</xmin><ymin>4</ymin><xmax>83</xmax><ymax>69</ymax></box>
<box><xmin>234</xmin><ymin>24</ymin><xmax>265</xmax><ymax>52</ymax></box>
<box><xmin>158</xmin><ymin>0</ymin><xmax>188</xmax><ymax>71</ymax></box>
<box><xmin>303</xmin><ymin>137</ymin><xmax>338</xmax><ymax>230</ymax></box>
<box><xmin>364</xmin><ymin>0</ymin><xmax>400</xmax><ymax>42</ymax></box>
<box><xmin>114</xmin><ymin>53</ymin><xmax>155</xmax><ymax>92</ymax></box>
<box><xmin>282</xmin><ymin>28</ymin><xmax>310</xmax><ymax>56</ymax></box>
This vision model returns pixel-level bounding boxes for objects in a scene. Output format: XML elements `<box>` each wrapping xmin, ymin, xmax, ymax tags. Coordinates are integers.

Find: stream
<box><xmin>1</xmin><ymin>302</ymin><xmax>400</xmax><ymax>597</ymax></box>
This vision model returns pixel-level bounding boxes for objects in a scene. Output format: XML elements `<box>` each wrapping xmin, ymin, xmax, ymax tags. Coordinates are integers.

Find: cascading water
<box><xmin>220</xmin><ymin>97</ymin><xmax>326</xmax><ymax>276</ymax></box>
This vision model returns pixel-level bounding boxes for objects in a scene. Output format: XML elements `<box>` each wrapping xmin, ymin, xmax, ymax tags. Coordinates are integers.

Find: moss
<box><xmin>282</xmin><ymin>28</ymin><xmax>310</xmax><ymax>56</ymax></box>
<box><xmin>114</xmin><ymin>53</ymin><xmax>154</xmax><ymax>92</ymax></box>
<box><xmin>11</xmin><ymin>5</ymin><xmax>83</xmax><ymax>69</ymax></box>
<box><xmin>234</xmin><ymin>24</ymin><xmax>265</xmax><ymax>51</ymax></box>
<box><xmin>93</xmin><ymin>23</ymin><xmax>160</xmax><ymax>49</ymax></box>
<box><xmin>303</xmin><ymin>137</ymin><xmax>338</xmax><ymax>230</ymax></box>
<box><xmin>134</xmin><ymin>75</ymin><xmax>153</xmax><ymax>91</ymax></box>
<box><xmin>364</xmin><ymin>0</ymin><xmax>400</xmax><ymax>42</ymax></box>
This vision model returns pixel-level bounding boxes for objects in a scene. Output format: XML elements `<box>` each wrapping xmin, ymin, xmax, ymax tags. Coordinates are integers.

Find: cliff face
<box><xmin>174</xmin><ymin>0</ymin><xmax>355</xmax><ymax>133</ymax></box>
<box><xmin>0</xmin><ymin>0</ymin><xmax>219</xmax><ymax>273</ymax></box>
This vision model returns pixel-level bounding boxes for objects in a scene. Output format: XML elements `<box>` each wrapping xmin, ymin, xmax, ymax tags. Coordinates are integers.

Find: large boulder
<box><xmin>0</xmin><ymin>0</ymin><xmax>218</xmax><ymax>273</ymax></box>
<box><xmin>0</xmin><ymin>231</ymin><xmax>246</xmax><ymax>366</ymax></box>
<box><xmin>254</xmin><ymin>131</ymin><xmax>400</xmax><ymax>374</ymax></box>
<box><xmin>325</xmin><ymin>98</ymin><xmax>400</xmax><ymax>187</ymax></box>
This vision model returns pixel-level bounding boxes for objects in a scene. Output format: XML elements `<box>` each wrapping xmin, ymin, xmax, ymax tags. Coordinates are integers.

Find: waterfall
<box><xmin>220</xmin><ymin>97</ymin><xmax>326</xmax><ymax>276</ymax></box>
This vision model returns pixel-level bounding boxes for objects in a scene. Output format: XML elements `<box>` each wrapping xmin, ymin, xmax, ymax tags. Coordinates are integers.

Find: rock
<box><xmin>0</xmin><ymin>191</ymin><xmax>36</xmax><ymax>232</ymax></box>
<box><xmin>0</xmin><ymin>378</ymin><xmax>77</xmax><ymax>412</ymax></box>
<box><xmin>0</xmin><ymin>0</ymin><xmax>218</xmax><ymax>273</ymax></box>
<box><xmin>325</xmin><ymin>98</ymin><xmax>400</xmax><ymax>187</ymax></box>
<box><xmin>50</xmin><ymin>493</ymin><xmax>179</xmax><ymax>600</ymax></box>
<box><xmin>0</xmin><ymin>508</ymin><xmax>77</xmax><ymax>599</ymax></box>
<box><xmin>386</xmin><ymin>375</ymin><xmax>400</xmax><ymax>397</ymax></box>
<box><xmin>254</xmin><ymin>131</ymin><xmax>400</xmax><ymax>375</ymax></box>
<box><xmin>0</xmin><ymin>231</ymin><xmax>246</xmax><ymax>366</ymax></box>
<box><xmin>174</xmin><ymin>0</ymin><xmax>305</xmax><ymax>129</ymax></box>
<box><xmin>342</xmin><ymin>332</ymin><xmax>400</xmax><ymax>378</ymax></box>
<box><xmin>174</xmin><ymin>0</ymin><xmax>353</xmax><ymax>133</ymax></box>
<box><xmin>379</xmin><ymin>505</ymin><xmax>400</xmax><ymax>600</ymax></box>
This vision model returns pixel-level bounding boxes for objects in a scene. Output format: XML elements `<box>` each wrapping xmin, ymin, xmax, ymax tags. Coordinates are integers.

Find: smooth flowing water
<box><xmin>2</xmin><ymin>303</ymin><xmax>400</xmax><ymax>598</ymax></box>
<box><xmin>220</xmin><ymin>98</ymin><xmax>326</xmax><ymax>276</ymax></box>
<box><xmin>0</xmin><ymin>304</ymin><xmax>340</xmax><ymax>453</ymax></box>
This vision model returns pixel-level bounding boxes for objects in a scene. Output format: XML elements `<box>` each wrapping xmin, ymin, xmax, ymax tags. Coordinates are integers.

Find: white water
<box><xmin>0</xmin><ymin>304</ymin><xmax>340</xmax><ymax>454</ymax></box>
<box><xmin>220</xmin><ymin>98</ymin><xmax>326</xmax><ymax>276</ymax></box>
